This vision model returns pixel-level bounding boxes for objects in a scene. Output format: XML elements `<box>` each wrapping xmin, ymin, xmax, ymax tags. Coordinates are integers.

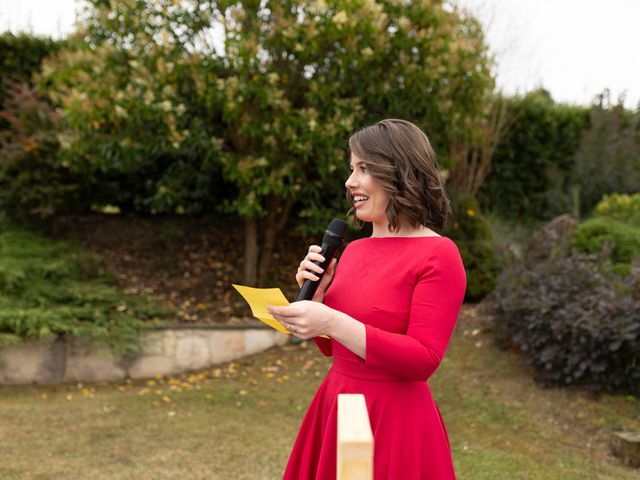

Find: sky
<box><xmin>1</xmin><ymin>0</ymin><xmax>638</xmax><ymax>108</ymax></box>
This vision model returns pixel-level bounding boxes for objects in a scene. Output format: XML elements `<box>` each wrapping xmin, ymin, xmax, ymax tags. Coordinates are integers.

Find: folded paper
<box><xmin>232</xmin><ymin>284</ymin><xmax>290</xmax><ymax>334</ymax></box>
<box><xmin>232</xmin><ymin>284</ymin><xmax>329</xmax><ymax>338</ymax></box>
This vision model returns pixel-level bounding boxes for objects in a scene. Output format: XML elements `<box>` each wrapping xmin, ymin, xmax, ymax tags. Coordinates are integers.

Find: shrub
<box><xmin>491</xmin><ymin>249</ymin><xmax>640</xmax><ymax>395</ymax></box>
<box><xmin>40</xmin><ymin>36</ymin><xmax>229</xmax><ymax>218</ymax></box>
<box><xmin>0</xmin><ymin>81</ymin><xmax>89</xmax><ymax>220</ymax></box>
<box><xmin>444</xmin><ymin>196</ymin><xmax>501</xmax><ymax>301</ymax></box>
<box><xmin>491</xmin><ymin>214</ymin><xmax>640</xmax><ymax>396</ymax></box>
<box><xmin>595</xmin><ymin>193</ymin><xmax>640</xmax><ymax>227</ymax></box>
<box><xmin>571</xmin><ymin>217</ymin><xmax>640</xmax><ymax>275</ymax></box>
<box><xmin>0</xmin><ymin>217</ymin><xmax>173</xmax><ymax>353</ymax></box>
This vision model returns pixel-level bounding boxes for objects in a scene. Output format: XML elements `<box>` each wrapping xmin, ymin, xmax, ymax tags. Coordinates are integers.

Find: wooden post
<box><xmin>337</xmin><ymin>394</ymin><xmax>373</xmax><ymax>480</ymax></box>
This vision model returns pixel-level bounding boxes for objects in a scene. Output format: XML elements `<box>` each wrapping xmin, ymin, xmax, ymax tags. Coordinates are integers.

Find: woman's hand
<box><xmin>267</xmin><ymin>301</ymin><xmax>336</xmax><ymax>340</ymax></box>
<box><xmin>295</xmin><ymin>245</ymin><xmax>337</xmax><ymax>303</ymax></box>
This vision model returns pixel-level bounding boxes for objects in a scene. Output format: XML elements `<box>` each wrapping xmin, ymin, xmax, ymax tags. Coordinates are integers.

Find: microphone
<box><xmin>295</xmin><ymin>218</ymin><xmax>348</xmax><ymax>302</ymax></box>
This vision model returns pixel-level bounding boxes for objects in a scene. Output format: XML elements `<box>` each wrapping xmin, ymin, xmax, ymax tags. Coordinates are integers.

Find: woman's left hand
<box><xmin>267</xmin><ymin>301</ymin><xmax>335</xmax><ymax>340</ymax></box>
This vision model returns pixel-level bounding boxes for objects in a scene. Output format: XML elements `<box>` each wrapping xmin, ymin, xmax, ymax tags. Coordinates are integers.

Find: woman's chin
<box><xmin>354</xmin><ymin>211</ymin><xmax>370</xmax><ymax>222</ymax></box>
<box><xmin>355</xmin><ymin>212</ymin><xmax>380</xmax><ymax>224</ymax></box>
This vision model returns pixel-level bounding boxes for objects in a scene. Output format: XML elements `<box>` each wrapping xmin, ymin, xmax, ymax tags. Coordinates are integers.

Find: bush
<box><xmin>491</xmin><ymin>249</ymin><xmax>640</xmax><ymax>395</ymax></box>
<box><xmin>444</xmin><ymin>196</ymin><xmax>501</xmax><ymax>301</ymax></box>
<box><xmin>0</xmin><ymin>217</ymin><xmax>173</xmax><ymax>353</ymax></box>
<box><xmin>0</xmin><ymin>81</ymin><xmax>89</xmax><ymax>220</ymax></box>
<box><xmin>595</xmin><ymin>193</ymin><xmax>640</xmax><ymax>227</ymax></box>
<box><xmin>571</xmin><ymin>217</ymin><xmax>640</xmax><ymax>276</ymax></box>
<box><xmin>40</xmin><ymin>37</ymin><xmax>229</xmax><ymax>218</ymax></box>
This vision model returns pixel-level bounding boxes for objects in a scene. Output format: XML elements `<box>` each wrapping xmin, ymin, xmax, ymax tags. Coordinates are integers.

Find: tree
<box><xmin>39</xmin><ymin>0</ymin><xmax>495</xmax><ymax>286</ymax></box>
<box><xmin>217</xmin><ymin>0</ymin><xmax>495</xmax><ymax>285</ymax></box>
<box><xmin>39</xmin><ymin>0</ymin><xmax>229</xmax><ymax>216</ymax></box>
<box><xmin>448</xmin><ymin>93</ymin><xmax>511</xmax><ymax>198</ymax></box>
<box><xmin>574</xmin><ymin>90</ymin><xmax>640</xmax><ymax>215</ymax></box>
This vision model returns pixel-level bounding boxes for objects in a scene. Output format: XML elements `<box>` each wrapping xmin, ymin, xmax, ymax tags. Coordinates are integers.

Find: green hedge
<box><xmin>0</xmin><ymin>32</ymin><xmax>63</xmax><ymax>105</ymax></box>
<box><xmin>479</xmin><ymin>89</ymin><xmax>590</xmax><ymax>220</ymax></box>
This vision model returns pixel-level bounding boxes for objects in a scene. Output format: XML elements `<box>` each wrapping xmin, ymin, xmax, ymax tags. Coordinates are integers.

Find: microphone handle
<box><xmin>295</xmin><ymin>241</ymin><xmax>337</xmax><ymax>302</ymax></box>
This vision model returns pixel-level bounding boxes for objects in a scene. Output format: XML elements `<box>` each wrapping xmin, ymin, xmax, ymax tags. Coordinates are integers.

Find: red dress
<box><xmin>283</xmin><ymin>236</ymin><xmax>466</xmax><ymax>480</ymax></box>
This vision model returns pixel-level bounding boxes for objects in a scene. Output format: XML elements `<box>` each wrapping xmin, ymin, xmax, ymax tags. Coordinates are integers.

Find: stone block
<box><xmin>128</xmin><ymin>355</ymin><xmax>178</xmax><ymax>379</ymax></box>
<box><xmin>162</xmin><ymin>331</ymin><xmax>177</xmax><ymax>357</ymax></box>
<box><xmin>0</xmin><ymin>339</ymin><xmax>61</xmax><ymax>384</ymax></box>
<box><xmin>208</xmin><ymin>331</ymin><xmax>245</xmax><ymax>364</ymax></box>
<box><xmin>610</xmin><ymin>431</ymin><xmax>640</xmax><ymax>468</ymax></box>
<box><xmin>139</xmin><ymin>331</ymin><xmax>166</xmax><ymax>356</ymax></box>
<box><xmin>274</xmin><ymin>332</ymin><xmax>290</xmax><ymax>346</ymax></box>
<box><xmin>244</xmin><ymin>330</ymin><xmax>276</xmax><ymax>356</ymax></box>
<box><xmin>65</xmin><ymin>339</ymin><xmax>125</xmax><ymax>382</ymax></box>
<box><xmin>175</xmin><ymin>333</ymin><xmax>210</xmax><ymax>370</ymax></box>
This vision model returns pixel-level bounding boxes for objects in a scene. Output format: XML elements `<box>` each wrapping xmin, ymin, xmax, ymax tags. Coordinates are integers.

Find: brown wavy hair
<box><xmin>347</xmin><ymin>119</ymin><xmax>451</xmax><ymax>232</ymax></box>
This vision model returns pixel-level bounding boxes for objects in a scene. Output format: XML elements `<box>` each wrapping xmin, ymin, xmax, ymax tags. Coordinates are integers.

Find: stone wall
<box><xmin>0</xmin><ymin>326</ymin><xmax>289</xmax><ymax>384</ymax></box>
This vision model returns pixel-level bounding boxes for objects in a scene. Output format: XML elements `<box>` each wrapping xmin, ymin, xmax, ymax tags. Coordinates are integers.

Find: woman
<box><xmin>268</xmin><ymin>119</ymin><xmax>466</xmax><ymax>479</ymax></box>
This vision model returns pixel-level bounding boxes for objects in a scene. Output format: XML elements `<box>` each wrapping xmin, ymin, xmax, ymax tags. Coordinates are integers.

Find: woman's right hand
<box><xmin>296</xmin><ymin>245</ymin><xmax>337</xmax><ymax>303</ymax></box>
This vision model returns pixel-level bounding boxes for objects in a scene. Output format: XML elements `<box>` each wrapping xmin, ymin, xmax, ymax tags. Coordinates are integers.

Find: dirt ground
<box><xmin>47</xmin><ymin>212</ymin><xmax>311</xmax><ymax>325</ymax></box>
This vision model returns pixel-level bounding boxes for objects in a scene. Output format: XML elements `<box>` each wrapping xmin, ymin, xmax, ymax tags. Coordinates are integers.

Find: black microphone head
<box><xmin>326</xmin><ymin>218</ymin><xmax>348</xmax><ymax>241</ymax></box>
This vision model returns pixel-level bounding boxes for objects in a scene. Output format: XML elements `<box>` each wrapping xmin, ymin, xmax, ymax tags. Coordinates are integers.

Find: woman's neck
<box><xmin>371</xmin><ymin>220</ymin><xmax>439</xmax><ymax>238</ymax></box>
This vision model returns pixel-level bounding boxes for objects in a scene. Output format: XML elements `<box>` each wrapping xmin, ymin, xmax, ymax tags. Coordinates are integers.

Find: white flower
<box><xmin>333</xmin><ymin>10</ymin><xmax>348</xmax><ymax>26</ymax></box>
<box><xmin>398</xmin><ymin>16</ymin><xmax>412</xmax><ymax>32</ymax></box>
<box><xmin>115</xmin><ymin>105</ymin><xmax>128</xmax><ymax>118</ymax></box>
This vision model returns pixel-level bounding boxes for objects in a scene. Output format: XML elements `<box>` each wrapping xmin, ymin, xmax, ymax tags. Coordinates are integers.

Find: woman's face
<box><xmin>345</xmin><ymin>153</ymin><xmax>390</xmax><ymax>224</ymax></box>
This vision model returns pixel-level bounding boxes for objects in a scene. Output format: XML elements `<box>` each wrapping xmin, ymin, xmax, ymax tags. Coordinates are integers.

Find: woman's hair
<box><xmin>347</xmin><ymin>119</ymin><xmax>451</xmax><ymax>232</ymax></box>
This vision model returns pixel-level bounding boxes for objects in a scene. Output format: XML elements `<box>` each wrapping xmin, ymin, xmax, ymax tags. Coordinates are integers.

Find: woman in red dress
<box><xmin>268</xmin><ymin>119</ymin><xmax>466</xmax><ymax>479</ymax></box>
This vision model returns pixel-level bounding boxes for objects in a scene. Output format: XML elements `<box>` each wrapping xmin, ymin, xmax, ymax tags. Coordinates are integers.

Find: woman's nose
<box><xmin>345</xmin><ymin>172</ymin><xmax>358</xmax><ymax>189</ymax></box>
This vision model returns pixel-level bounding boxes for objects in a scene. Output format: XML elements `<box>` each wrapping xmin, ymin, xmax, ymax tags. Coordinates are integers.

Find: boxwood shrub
<box><xmin>595</xmin><ymin>193</ymin><xmax>640</xmax><ymax>227</ymax></box>
<box><xmin>571</xmin><ymin>217</ymin><xmax>640</xmax><ymax>276</ymax></box>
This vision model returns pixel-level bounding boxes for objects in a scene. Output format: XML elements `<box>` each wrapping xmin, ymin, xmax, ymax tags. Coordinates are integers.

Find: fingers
<box><xmin>296</xmin><ymin>245</ymin><xmax>325</xmax><ymax>286</ymax></box>
<box><xmin>296</xmin><ymin>266</ymin><xmax>322</xmax><ymax>287</ymax></box>
<box><xmin>306</xmin><ymin>245</ymin><xmax>325</xmax><ymax>264</ymax></box>
<box><xmin>302</xmin><ymin>259</ymin><xmax>325</xmax><ymax>275</ymax></box>
<box><xmin>267</xmin><ymin>304</ymin><xmax>300</xmax><ymax>318</ymax></box>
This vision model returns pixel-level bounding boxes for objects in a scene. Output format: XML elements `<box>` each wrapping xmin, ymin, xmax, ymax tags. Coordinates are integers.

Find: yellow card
<box><xmin>232</xmin><ymin>284</ymin><xmax>290</xmax><ymax>334</ymax></box>
<box><xmin>231</xmin><ymin>284</ymin><xmax>330</xmax><ymax>338</ymax></box>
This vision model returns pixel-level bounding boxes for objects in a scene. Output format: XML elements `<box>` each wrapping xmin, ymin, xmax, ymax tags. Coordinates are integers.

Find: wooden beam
<box><xmin>337</xmin><ymin>393</ymin><xmax>373</xmax><ymax>480</ymax></box>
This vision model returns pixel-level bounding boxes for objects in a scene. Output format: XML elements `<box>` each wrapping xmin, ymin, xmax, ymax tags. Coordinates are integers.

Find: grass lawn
<box><xmin>1</xmin><ymin>306</ymin><xmax>638</xmax><ymax>479</ymax></box>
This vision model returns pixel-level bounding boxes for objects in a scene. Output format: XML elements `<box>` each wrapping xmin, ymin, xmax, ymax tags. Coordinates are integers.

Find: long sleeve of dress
<box><xmin>362</xmin><ymin>241</ymin><xmax>466</xmax><ymax>381</ymax></box>
<box><xmin>313</xmin><ymin>336</ymin><xmax>333</xmax><ymax>356</ymax></box>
